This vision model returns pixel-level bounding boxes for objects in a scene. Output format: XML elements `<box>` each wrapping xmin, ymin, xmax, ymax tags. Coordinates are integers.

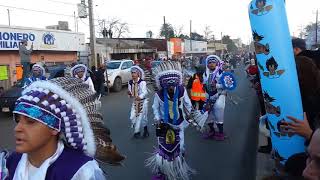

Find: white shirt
<box><xmin>27</xmin><ymin>162</ymin><xmax>39</xmax><ymax>180</ymax></box>
<box><xmin>13</xmin><ymin>141</ymin><xmax>106</xmax><ymax>180</ymax></box>
<box><xmin>128</xmin><ymin>78</ymin><xmax>148</xmax><ymax>99</ymax></box>
<box><xmin>84</xmin><ymin>76</ymin><xmax>96</xmax><ymax>93</ymax></box>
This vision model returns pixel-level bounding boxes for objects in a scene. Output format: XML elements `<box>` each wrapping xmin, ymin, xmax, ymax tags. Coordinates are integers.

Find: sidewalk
<box><xmin>256</xmin><ymin>133</ymin><xmax>275</xmax><ymax>180</ymax></box>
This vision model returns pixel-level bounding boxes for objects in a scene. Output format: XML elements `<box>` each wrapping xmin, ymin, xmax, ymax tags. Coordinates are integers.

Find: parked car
<box><xmin>0</xmin><ymin>65</ymin><xmax>66</xmax><ymax>113</ymax></box>
<box><xmin>0</xmin><ymin>81</ymin><xmax>23</xmax><ymax>113</ymax></box>
<box><xmin>105</xmin><ymin>60</ymin><xmax>134</xmax><ymax>92</ymax></box>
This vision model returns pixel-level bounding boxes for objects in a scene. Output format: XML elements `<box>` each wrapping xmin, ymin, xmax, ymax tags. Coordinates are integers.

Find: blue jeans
<box><xmin>21</xmin><ymin>62</ymin><xmax>31</xmax><ymax>82</ymax></box>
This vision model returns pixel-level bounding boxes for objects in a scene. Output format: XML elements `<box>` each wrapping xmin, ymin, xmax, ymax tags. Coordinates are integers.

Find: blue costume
<box><xmin>23</xmin><ymin>64</ymin><xmax>47</xmax><ymax>88</ymax></box>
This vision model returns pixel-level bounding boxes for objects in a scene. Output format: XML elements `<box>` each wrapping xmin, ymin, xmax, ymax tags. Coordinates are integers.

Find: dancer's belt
<box><xmin>155</xmin><ymin>123</ymin><xmax>179</xmax><ymax>138</ymax></box>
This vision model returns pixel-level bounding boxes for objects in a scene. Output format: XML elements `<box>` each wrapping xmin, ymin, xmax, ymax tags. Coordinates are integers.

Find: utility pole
<box><xmin>163</xmin><ymin>16</ymin><xmax>168</xmax><ymax>59</ymax></box>
<box><xmin>221</xmin><ymin>32</ymin><xmax>224</xmax><ymax>56</ymax></box>
<box><xmin>297</xmin><ymin>24</ymin><xmax>304</xmax><ymax>39</ymax></box>
<box><xmin>7</xmin><ymin>9</ymin><xmax>10</xmax><ymax>26</ymax></box>
<box><xmin>102</xmin><ymin>19</ymin><xmax>110</xmax><ymax>94</ymax></box>
<box><xmin>88</xmin><ymin>0</ymin><xmax>97</xmax><ymax>68</ymax></box>
<box><xmin>316</xmin><ymin>9</ymin><xmax>318</xmax><ymax>46</ymax></box>
<box><xmin>74</xmin><ymin>11</ymin><xmax>77</xmax><ymax>32</ymax></box>
<box><xmin>189</xmin><ymin>20</ymin><xmax>192</xmax><ymax>54</ymax></box>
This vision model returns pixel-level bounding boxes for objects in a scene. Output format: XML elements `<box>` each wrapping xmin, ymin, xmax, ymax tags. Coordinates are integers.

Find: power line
<box><xmin>8</xmin><ymin>0</ymin><xmax>77</xmax><ymax>6</ymax></box>
<box><xmin>1</xmin><ymin>4</ymin><xmax>162</xmax><ymax>31</ymax></box>
<box><xmin>0</xmin><ymin>4</ymin><xmax>74</xmax><ymax>17</ymax></box>
<box><xmin>79</xmin><ymin>18</ymin><xmax>89</xmax><ymax>26</ymax></box>
<box><xmin>46</xmin><ymin>0</ymin><xmax>77</xmax><ymax>6</ymax></box>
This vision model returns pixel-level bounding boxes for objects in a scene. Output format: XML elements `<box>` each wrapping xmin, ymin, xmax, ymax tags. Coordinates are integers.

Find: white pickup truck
<box><xmin>105</xmin><ymin>60</ymin><xmax>134</xmax><ymax>92</ymax></box>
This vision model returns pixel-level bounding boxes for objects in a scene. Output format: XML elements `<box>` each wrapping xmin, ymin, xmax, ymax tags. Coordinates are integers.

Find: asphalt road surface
<box><xmin>0</xmin><ymin>65</ymin><xmax>260</xmax><ymax>180</ymax></box>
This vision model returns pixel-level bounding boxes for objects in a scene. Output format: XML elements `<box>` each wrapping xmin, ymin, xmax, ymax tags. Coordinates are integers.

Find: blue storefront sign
<box><xmin>0</xmin><ymin>32</ymin><xmax>35</xmax><ymax>49</ymax></box>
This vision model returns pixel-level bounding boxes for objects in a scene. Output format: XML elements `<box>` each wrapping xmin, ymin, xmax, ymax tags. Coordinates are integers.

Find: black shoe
<box><xmin>133</xmin><ymin>132</ymin><xmax>141</xmax><ymax>139</ymax></box>
<box><xmin>258</xmin><ymin>145</ymin><xmax>272</xmax><ymax>154</ymax></box>
<box><xmin>143</xmin><ymin>127</ymin><xmax>149</xmax><ymax>138</ymax></box>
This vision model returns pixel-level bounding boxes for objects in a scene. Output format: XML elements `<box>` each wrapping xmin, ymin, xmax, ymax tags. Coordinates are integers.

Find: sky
<box><xmin>0</xmin><ymin>0</ymin><xmax>319</xmax><ymax>44</ymax></box>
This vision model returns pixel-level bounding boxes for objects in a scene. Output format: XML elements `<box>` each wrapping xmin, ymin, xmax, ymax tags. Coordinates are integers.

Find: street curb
<box><xmin>256</xmin><ymin>133</ymin><xmax>274</xmax><ymax>180</ymax></box>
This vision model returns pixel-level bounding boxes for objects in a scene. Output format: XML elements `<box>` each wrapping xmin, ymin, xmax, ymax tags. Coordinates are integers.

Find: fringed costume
<box><xmin>202</xmin><ymin>55</ymin><xmax>227</xmax><ymax>141</ymax></box>
<box><xmin>128</xmin><ymin>66</ymin><xmax>149</xmax><ymax>138</ymax></box>
<box><xmin>146</xmin><ymin>61</ymin><xmax>195</xmax><ymax>180</ymax></box>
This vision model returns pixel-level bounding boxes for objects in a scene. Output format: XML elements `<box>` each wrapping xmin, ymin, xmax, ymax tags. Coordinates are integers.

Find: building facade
<box><xmin>184</xmin><ymin>40</ymin><xmax>207</xmax><ymax>56</ymax></box>
<box><xmin>0</xmin><ymin>25</ymin><xmax>85</xmax><ymax>88</ymax></box>
<box><xmin>207</xmin><ymin>40</ymin><xmax>227</xmax><ymax>56</ymax></box>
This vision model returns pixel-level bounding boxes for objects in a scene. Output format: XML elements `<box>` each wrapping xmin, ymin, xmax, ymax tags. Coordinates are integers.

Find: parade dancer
<box><xmin>202</xmin><ymin>55</ymin><xmax>227</xmax><ymax>141</ymax></box>
<box><xmin>146</xmin><ymin>61</ymin><xmax>195</xmax><ymax>180</ymax></box>
<box><xmin>128</xmin><ymin>66</ymin><xmax>149</xmax><ymax>139</ymax></box>
<box><xmin>71</xmin><ymin>64</ymin><xmax>96</xmax><ymax>93</ymax></box>
<box><xmin>23</xmin><ymin>64</ymin><xmax>47</xmax><ymax>88</ymax></box>
<box><xmin>2</xmin><ymin>77</ymin><xmax>125</xmax><ymax>180</ymax></box>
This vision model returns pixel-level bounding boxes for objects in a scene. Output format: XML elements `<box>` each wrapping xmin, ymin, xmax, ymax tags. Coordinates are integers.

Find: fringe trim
<box><xmin>130</xmin><ymin>99</ymin><xmax>149</xmax><ymax>133</ymax></box>
<box><xmin>145</xmin><ymin>152</ymin><xmax>195</xmax><ymax>180</ymax></box>
<box><xmin>0</xmin><ymin>150</ymin><xmax>9</xmax><ymax>180</ymax></box>
<box><xmin>191</xmin><ymin>111</ymin><xmax>208</xmax><ymax>131</ymax></box>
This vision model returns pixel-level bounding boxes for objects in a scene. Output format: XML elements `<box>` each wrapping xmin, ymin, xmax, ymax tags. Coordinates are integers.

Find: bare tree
<box><xmin>107</xmin><ymin>18</ymin><xmax>121</xmax><ymax>38</ymax></box>
<box><xmin>115</xmin><ymin>22</ymin><xmax>130</xmax><ymax>38</ymax></box>
<box><xmin>203</xmin><ymin>25</ymin><xmax>213</xmax><ymax>40</ymax></box>
<box><xmin>98</xmin><ymin>18</ymin><xmax>130</xmax><ymax>38</ymax></box>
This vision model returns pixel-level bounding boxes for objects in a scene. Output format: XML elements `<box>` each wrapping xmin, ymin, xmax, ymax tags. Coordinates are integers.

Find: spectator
<box><xmin>282</xmin><ymin>55</ymin><xmax>320</xmax><ymax>139</ymax></box>
<box><xmin>97</xmin><ymin>64</ymin><xmax>107</xmax><ymax>96</ymax></box>
<box><xmin>246</xmin><ymin>59</ymin><xmax>271</xmax><ymax>153</ymax></box>
<box><xmin>279</xmin><ymin>55</ymin><xmax>320</xmax><ymax>178</ymax></box>
<box><xmin>292</xmin><ymin>38</ymin><xmax>320</xmax><ymax>70</ymax></box>
<box><xmin>0</xmin><ymin>86</ymin><xmax>4</xmax><ymax>97</ymax></box>
<box><xmin>91</xmin><ymin>66</ymin><xmax>98</xmax><ymax>91</ymax></box>
<box><xmin>282</xmin><ymin>128</ymin><xmax>320</xmax><ymax>179</ymax></box>
<box><xmin>284</xmin><ymin>152</ymin><xmax>307</xmax><ymax>179</ymax></box>
<box><xmin>230</xmin><ymin>56</ymin><xmax>237</xmax><ymax>70</ymax></box>
<box><xmin>303</xmin><ymin>128</ymin><xmax>320</xmax><ymax>179</ymax></box>
<box><xmin>145</xmin><ymin>59</ymin><xmax>152</xmax><ymax>71</ymax></box>
<box><xmin>19</xmin><ymin>40</ymin><xmax>33</xmax><ymax>81</ymax></box>
<box><xmin>294</xmin><ymin>56</ymin><xmax>320</xmax><ymax>129</ymax></box>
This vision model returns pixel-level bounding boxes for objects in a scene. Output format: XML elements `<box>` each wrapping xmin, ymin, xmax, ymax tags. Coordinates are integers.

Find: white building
<box><xmin>184</xmin><ymin>40</ymin><xmax>207</xmax><ymax>55</ymax></box>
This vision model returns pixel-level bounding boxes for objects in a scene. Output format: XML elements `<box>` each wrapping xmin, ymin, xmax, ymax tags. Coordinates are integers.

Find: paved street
<box><xmin>0</xmin><ymin>65</ymin><xmax>260</xmax><ymax>180</ymax></box>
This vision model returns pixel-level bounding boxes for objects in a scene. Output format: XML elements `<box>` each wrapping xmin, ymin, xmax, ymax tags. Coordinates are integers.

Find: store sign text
<box><xmin>0</xmin><ymin>32</ymin><xmax>35</xmax><ymax>49</ymax></box>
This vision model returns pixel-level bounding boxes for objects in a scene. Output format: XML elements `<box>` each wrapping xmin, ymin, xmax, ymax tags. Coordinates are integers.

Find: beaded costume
<box><xmin>128</xmin><ymin>66</ymin><xmax>149</xmax><ymax>137</ymax></box>
<box><xmin>1</xmin><ymin>77</ymin><xmax>125</xmax><ymax>180</ymax></box>
<box><xmin>146</xmin><ymin>61</ymin><xmax>195</xmax><ymax>180</ymax></box>
<box><xmin>23</xmin><ymin>64</ymin><xmax>47</xmax><ymax>88</ymax></box>
<box><xmin>71</xmin><ymin>64</ymin><xmax>96</xmax><ymax>93</ymax></box>
<box><xmin>202</xmin><ymin>55</ymin><xmax>227</xmax><ymax>140</ymax></box>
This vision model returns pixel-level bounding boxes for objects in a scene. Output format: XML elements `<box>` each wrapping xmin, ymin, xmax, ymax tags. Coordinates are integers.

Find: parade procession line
<box><xmin>0</xmin><ymin>65</ymin><xmax>269</xmax><ymax>180</ymax></box>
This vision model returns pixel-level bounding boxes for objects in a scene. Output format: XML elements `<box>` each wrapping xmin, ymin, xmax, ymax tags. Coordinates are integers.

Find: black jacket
<box><xmin>295</xmin><ymin>56</ymin><xmax>320</xmax><ymax>130</ymax></box>
<box><xmin>298</xmin><ymin>50</ymin><xmax>320</xmax><ymax>70</ymax></box>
